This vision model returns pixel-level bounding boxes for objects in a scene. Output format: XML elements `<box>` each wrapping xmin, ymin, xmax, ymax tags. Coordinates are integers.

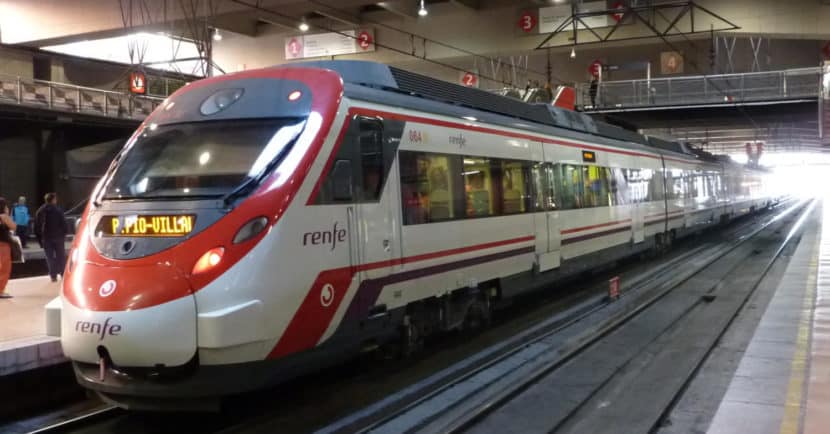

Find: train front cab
<box><xmin>61</xmin><ymin>67</ymin><xmax>353</xmax><ymax>407</ymax></box>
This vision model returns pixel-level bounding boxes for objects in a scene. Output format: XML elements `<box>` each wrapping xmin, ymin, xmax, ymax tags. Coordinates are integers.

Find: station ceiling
<box><xmin>1</xmin><ymin>0</ymin><xmax>827</xmax><ymax>155</ymax></box>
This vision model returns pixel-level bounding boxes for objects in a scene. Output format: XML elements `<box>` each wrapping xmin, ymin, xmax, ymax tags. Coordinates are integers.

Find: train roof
<box><xmin>281</xmin><ymin>60</ymin><xmax>745</xmax><ymax>168</ymax></box>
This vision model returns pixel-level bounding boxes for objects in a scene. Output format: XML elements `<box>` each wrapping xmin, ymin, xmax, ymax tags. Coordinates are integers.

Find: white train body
<box><xmin>59</xmin><ymin>61</ymin><xmax>772</xmax><ymax>408</ymax></box>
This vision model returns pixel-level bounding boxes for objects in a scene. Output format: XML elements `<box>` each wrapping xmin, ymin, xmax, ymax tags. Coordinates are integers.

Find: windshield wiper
<box><xmin>221</xmin><ymin>175</ymin><xmax>260</xmax><ymax>207</ymax></box>
<box><xmin>221</xmin><ymin>136</ymin><xmax>300</xmax><ymax>207</ymax></box>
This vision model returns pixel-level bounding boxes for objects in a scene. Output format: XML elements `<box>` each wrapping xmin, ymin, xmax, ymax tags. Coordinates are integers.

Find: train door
<box><xmin>351</xmin><ymin>117</ymin><xmax>399</xmax><ymax>281</ymax></box>
<box><xmin>533</xmin><ymin>142</ymin><xmax>560</xmax><ymax>272</ymax></box>
<box><xmin>543</xmin><ymin>163</ymin><xmax>562</xmax><ymax>269</ymax></box>
<box><xmin>632</xmin><ymin>203</ymin><xmax>645</xmax><ymax>243</ymax></box>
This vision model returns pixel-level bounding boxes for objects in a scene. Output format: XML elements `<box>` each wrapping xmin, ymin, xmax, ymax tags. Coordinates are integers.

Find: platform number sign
<box><xmin>518</xmin><ymin>11</ymin><xmax>537</xmax><ymax>33</ymax></box>
<box><xmin>287</xmin><ymin>37</ymin><xmax>303</xmax><ymax>59</ymax></box>
<box><xmin>589</xmin><ymin>60</ymin><xmax>603</xmax><ymax>78</ymax></box>
<box><xmin>129</xmin><ymin>72</ymin><xmax>146</xmax><ymax>95</ymax></box>
<box><xmin>610</xmin><ymin>1</ymin><xmax>625</xmax><ymax>22</ymax></box>
<box><xmin>461</xmin><ymin>71</ymin><xmax>479</xmax><ymax>88</ymax></box>
<box><xmin>357</xmin><ymin>31</ymin><xmax>373</xmax><ymax>50</ymax></box>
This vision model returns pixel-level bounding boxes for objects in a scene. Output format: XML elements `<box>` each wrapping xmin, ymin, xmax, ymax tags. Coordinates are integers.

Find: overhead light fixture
<box><xmin>570</xmin><ymin>47</ymin><xmax>576</xmax><ymax>59</ymax></box>
<box><xmin>212</xmin><ymin>29</ymin><xmax>222</xmax><ymax>41</ymax></box>
<box><xmin>418</xmin><ymin>0</ymin><xmax>428</xmax><ymax>16</ymax></box>
<box><xmin>299</xmin><ymin>19</ymin><xmax>309</xmax><ymax>32</ymax></box>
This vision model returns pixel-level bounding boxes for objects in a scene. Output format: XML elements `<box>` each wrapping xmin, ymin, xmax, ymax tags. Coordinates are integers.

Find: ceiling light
<box><xmin>570</xmin><ymin>47</ymin><xmax>576</xmax><ymax>59</ymax></box>
<box><xmin>212</xmin><ymin>29</ymin><xmax>222</xmax><ymax>41</ymax></box>
<box><xmin>418</xmin><ymin>0</ymin><xmax>428</xmax><ymax>16</ymax></box>
<box><xmin>299</xmin><ymin>20</ymin><xmax>309</xmax><ymax>32</ymax></box>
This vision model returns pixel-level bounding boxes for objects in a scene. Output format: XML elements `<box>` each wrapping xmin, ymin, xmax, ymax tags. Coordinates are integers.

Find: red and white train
<box><xmin>59</xmin><ymin>61</ymin><xmax>772</xmax><ymax>409</ymax></box>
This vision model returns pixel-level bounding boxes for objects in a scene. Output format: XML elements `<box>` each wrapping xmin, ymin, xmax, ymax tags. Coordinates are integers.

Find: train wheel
<box><xmin>462</xmin><ymin>299</ymin><xmax>491</xmax><ymax>332</ymax></box>
<box><xmin>399</xmin><ymin>320</ymin><xmax>423</xmax><ymax>358</ymax></box>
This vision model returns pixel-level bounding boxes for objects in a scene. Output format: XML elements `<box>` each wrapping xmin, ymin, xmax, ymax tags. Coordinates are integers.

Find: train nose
<box><xmin>61</xmin><ymin>261</ymin><xmax>197</xmax><ymax>368</ymax></box>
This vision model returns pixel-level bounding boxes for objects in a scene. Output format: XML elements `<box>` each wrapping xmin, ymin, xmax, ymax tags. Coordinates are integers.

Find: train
<box><xmin>59</xmin><ymin>60</ymin><xmax>773</xmax><ymax>409</ymax></box>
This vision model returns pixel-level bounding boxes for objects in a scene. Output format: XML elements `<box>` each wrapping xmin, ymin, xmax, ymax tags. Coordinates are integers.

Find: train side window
<box><xmin>530</xmin><ymin>163</ymin><xmax>545</xmax><ymax>211</ymax></box>
<box><xmin>358</xmin><ymin>118</ymin><xmax>383</xmax><ymax>201</ymax></box>
<box><xmin>582</xmin><ymin>165</ymin><xmax>610</xmax><ymax>207</ymax></box>
<box><xmin>557</xmin><ymin>164</ymin><xmax>582</xmax><ymax>209</ymax></box>
<box><xmin>543</xmin><ymin>163</ymin><xmax>558</xmax><ymax>210</ymax></box>
<box><xmin>314</xmin><ymin>116</ymin><xmax>401</xmax><ymax>205</ymax></box>
<box><xmin>400</xmin><ymin>151</ymin><xmax>462</xmax><ymax>225</ymax></box>
<box><xmin>331</xmin><ymin>160</ymin><xmax>353</xmax><ymax>201</ymax></box>
<box><xmin>463</xmin><ymin>157</ymin><xmax>495</xmax><ymax>217</ymax></box>
<box><xmin>501</xmin><ymin>160</ymin><xmax>530</xmax><ymax>214</ymax></box>
<box><xmin>646</xmin><ymin>169</ymin><xmax>664</xmax><ymax>202</ymax></box>
<box><xmin>611</xmin><ymin>168</ymin><xmax>629</xmax><ymax>205</ymax></box>
<box><xmin>626</xmin><ymin>169</ymin><xmax>645</xmax><ymax>203</ymax></box>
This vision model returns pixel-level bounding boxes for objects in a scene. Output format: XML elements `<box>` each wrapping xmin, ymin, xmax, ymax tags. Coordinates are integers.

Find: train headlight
<box><xmin>233</xmin><ymin>216</ymin><xmax>269</xmax><ymax>244</ymax></box>
<box><xmin>192</xmin><ymin>247</ymin><xmax>224</xmax><ymax>275</ymax></box>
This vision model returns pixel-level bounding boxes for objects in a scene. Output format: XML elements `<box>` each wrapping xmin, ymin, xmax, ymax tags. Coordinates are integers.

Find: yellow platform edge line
<box><xmin>778</xmin><ymin>235</ymin><xmax>820</xmax><ymax>434</ymax></box>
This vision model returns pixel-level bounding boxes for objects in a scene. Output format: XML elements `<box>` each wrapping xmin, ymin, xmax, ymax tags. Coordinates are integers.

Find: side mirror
<box><xmin>332</xmin><ymin>159</ymin><xmax>353</xmax><ymax>201</ymax></box>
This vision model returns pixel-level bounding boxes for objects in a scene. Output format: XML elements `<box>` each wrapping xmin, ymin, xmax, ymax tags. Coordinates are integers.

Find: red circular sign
<box><xmin>357</xmin><ymin>31</ymin><xmax>373</xmax><ymax>50</ymax></box>
<box><xmin>588</xmin><ymin>60</ymin><xmax>603</xmax><ymax>78</ymax></box>
<box><xmin>462</xmin><ymin>72</ymin><xmax>478</xmax><ymax>87</ymax></box>
<box><xmin>287</xmin><ymin>37</ymin><xmax>302</xmax><ymax>58</ymax></box>
<box><xmin>610</xmin><ymin>1</ymin><xmax>625</xmax><ymax>22</ymax></box>
<box><xmin>518</xmin><ymin>11</ymin><xmax>537</xmax><ymax>33</ymax></box>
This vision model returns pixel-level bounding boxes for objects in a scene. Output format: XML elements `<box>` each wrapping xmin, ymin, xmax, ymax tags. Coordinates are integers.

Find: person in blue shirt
<box><xmin>11</xmin><ymin>196</ymin><xmax>30</xmax><ymax>248</ymax></box>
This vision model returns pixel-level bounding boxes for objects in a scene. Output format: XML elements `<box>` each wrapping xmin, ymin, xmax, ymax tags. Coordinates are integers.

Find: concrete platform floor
<box><xmin>0</xmin><ymin>276</ymin><xmax>60</xmax><ymax>343</ymax></box>
<box><xmin>19</xmin><ymin>239</ymin><xmax>72</xmax><ymax>261</ymax></box>
<box><xmin>707</xmin><ymin>200</ymin><xmax>830</xmax><ymax>434</ymax></box>
<box><xmin>0</xmin><ymin>276</ymin><xmax>64</xmax><ymax>375</ymax></box>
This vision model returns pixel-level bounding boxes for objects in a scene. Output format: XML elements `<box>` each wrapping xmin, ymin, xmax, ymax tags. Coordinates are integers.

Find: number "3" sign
<box><xmin>518</xmin><ymin>11</ymin><xmax>537</xmax><ymax>33</ymax></box>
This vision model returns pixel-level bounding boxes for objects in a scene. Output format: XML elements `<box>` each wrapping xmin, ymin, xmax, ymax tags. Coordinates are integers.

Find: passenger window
<box><xmin>359</xmin><ymin>119</ymin><xmax>383</xmax><ymax>201</ymax></box>
<box><xmin>501</xmin><ymin>160</ymin><xmax>529</xmax><ymax>214</ymax></box>
<box><xmin>463</xmin><ymin>157</ymin><xmax>495</xmax><ymax>217</ymax></box>
<box><xmin>543</xmin><ymin>163</ymin><xmax>558</xmax><ymax>210</ymax></box>
<box><xmin>582</xmin><ymin>165</ymin><xmax>610</xmax><ymax>207</ymax></box>
<box><xmin>400</xmin><ymin>151</ymin><xmax>462</xmax><ymax>225</ymax></box>
<box><xmin>625</xmin><ymin>169</ymin><xmax>645</xmax><ymax>203</ymax></box>
<box><xmin>557</xmin><ymin>164</ymin><xmax>582</xmax><ymax>209</ymax></box>
<box><xmin>668</xmin><ymin>169</ymin><xmax>685</xmax><ymax>200</ymax></box>
<box><xmin>531</xmin><ymin>163</ymin><xmax>546</xmax><ymax>211</ymax></box>
<box><xmin>647</xmin><ymin>169</ymin><xmax>664</xmax><ymax>202</ymax></box>
<box><xmin>611</xmin><ymin>168</ymin><xmax>629</xmax><ymax>205</ymax></box>
<box><xmin>313</xmin><ymin>117</ymin><xmax>401</xmax><ymax>205</ymax></box>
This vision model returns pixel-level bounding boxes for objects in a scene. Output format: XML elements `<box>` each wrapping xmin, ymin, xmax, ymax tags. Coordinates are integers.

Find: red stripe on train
<box><xmin>268</xmin><ymin>235</ymin><xmax>534</xmax><ymax>358</ymax></box>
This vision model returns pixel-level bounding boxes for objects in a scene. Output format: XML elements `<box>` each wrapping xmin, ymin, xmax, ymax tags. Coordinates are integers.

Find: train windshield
<box><xmin>102</xmin><ymin>118</ymin><xmax>306</xmax><ymax>200</ymax></box>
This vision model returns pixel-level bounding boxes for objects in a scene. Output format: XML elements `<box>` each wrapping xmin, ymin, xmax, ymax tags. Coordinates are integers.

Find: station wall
<box><xmin>0</xmin><ymin>135</ymin><xmax>37</xmax><ymax>210</ymax></box>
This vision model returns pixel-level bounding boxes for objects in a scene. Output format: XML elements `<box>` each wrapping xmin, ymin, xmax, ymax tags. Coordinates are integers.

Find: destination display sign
<box><xmin>582</xmin><ymin>150</ymin><xmax>597</xmax><ymax>163</ymax></box>
<box><xmin>98</xmin><ymin>215</ymin><xmax>196</xmax><ymax>237</ymax></box>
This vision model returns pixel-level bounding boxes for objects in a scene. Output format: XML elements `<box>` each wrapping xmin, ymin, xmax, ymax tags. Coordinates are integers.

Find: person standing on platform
<box><xmin>12</xmin><ymin>196</ymin><xmax>30</xmax><ymax>248</ymax></box>
<box><xmin>35</xmin><ymin>193</ymin><xmax>67</xmax><ymax>282</ymax></box>
<box><xmin>589</xmin><ymin>77</ymin><xmax>599</xmax><ymax>107</ymax></box>
<box><xmin>0</xmin><ymin>197</ymin><xmax>17</xmax><ymax>298</ymax></box>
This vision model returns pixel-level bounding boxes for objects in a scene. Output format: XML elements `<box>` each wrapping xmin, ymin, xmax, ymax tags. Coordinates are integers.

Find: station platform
<box><xmin>707</xmin><ymin>202</ymin><xmax>829</xmax><ymax>434</ymax></box>
<box><xmin>20</xmin><ymin>239</ymin><xmax>72</xmax><ymax>262</ymax></box>
<box><xmin>0</xmin><ymin>276</ymin><xmax>64</xmax><ymax>376</ymax></box>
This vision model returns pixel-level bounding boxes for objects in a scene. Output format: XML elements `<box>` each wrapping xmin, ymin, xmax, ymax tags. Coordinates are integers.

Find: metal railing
<box><xmin>577</xmin><ymin>67</ymin><xmax>821</xmax><ymax>110</ymax></box>
<box><xmin>0</xmin><ymin>73</ymin><xmax>165</xmax><ymax>120</ymax></box>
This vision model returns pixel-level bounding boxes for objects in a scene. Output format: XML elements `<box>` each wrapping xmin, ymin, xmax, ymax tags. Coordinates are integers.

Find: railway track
<box><xmin>316</xmin><ymin>199</ymin><xmax>811</xmax><ymax>434</ymax></box>
<box><xmin>17</xmin><ymin>201</ymin><xmax>802</xmax><ymax>434</ymax></box>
